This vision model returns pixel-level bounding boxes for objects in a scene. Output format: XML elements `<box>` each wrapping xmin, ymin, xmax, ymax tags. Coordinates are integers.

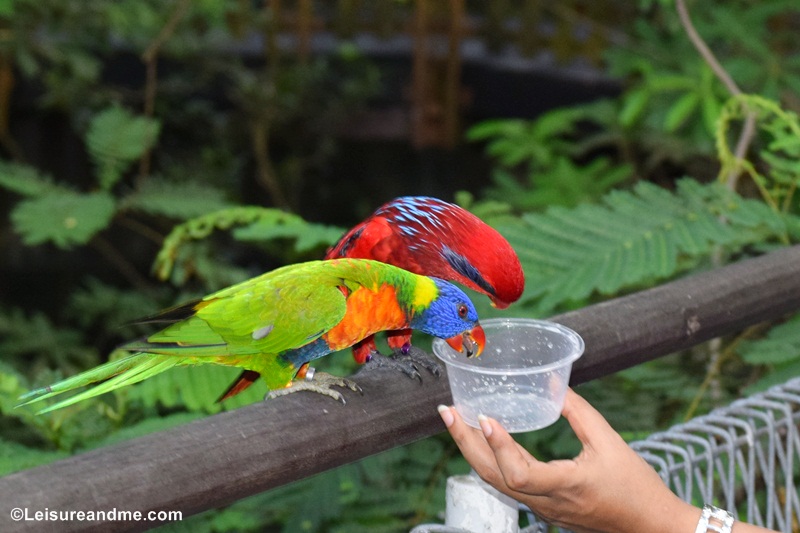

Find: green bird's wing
<box><xmin>135</xmin><ymin>263</ymin><xmax>351</xmax><ymax>358</ymax></box>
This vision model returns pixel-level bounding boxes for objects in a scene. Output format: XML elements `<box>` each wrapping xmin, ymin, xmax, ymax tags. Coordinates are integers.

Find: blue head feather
<box><xmin>410</xmin><ymin>278</ymin><xmax>480</xmax><ymax>338</ymax></box>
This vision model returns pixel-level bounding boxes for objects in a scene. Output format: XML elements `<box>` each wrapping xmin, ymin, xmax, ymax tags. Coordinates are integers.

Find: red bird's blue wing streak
<box><xmin>439</xmin><ymin>244</ymin><xmax>496</xmax><ymax>297</ymax></box>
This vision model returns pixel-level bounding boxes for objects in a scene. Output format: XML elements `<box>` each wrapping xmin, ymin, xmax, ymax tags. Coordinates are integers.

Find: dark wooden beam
<box><xmin>561</xmin><ymin>245</ymin><xmax>800</xmax><ymax>383</ymax></box>
<box><xmin>2</xmin><ymin>246</ymin><xmax>800</xmax><ymax>532</ymax></box>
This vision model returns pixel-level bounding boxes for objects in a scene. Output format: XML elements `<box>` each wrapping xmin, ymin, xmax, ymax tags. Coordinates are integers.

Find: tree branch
<box><xmin>675</xmin><ymin>0</ymin><xmax>756</xmax><ymax>190</ymax></box>
<box><xmin>138</xmin><ymin>0</ymin><xmax>192</xmax><ymax>180</ymax></box>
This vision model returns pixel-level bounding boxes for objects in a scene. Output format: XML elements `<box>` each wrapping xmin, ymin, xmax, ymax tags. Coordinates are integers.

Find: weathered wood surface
<box><xmin>558</xmin><ymin>245</ymin><xmax>800</xmax><ymax>383</ymax></box>
<box><xmin>2</xmin><ymin>245</ymin><xmax>800</xmax><ymax>532</ymax></box>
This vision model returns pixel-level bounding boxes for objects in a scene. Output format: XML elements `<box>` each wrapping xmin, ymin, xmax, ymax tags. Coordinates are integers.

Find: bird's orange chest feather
<box><xmin>323</xmin><ymin>284</ymin><xmax>408</xmax><ymax>350</ymax></box>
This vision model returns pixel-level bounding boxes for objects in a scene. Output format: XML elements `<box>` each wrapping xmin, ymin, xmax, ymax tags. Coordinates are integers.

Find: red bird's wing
<box><xmin>327</xmin><ymin>196</ymin><xmax>524</xmax><ymax>306</ymax></box>
<box><xmin>326</xmin><ymin>214</ymin><xmax>424</xmax><ymax>273</ymax></box>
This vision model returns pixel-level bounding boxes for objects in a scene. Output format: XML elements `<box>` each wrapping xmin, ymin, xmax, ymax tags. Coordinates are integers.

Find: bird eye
<box><xmin>457</xmin><ymin>304</ymin><xmax>468</xmax><ymax>318</ymax></box>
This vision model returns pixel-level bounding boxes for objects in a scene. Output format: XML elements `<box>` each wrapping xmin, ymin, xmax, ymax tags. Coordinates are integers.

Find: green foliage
<box><xmin>0</xmin><ymin>104</ymin><xmax>166</xmax><ymax>249</ymax></box>
<box><xmin>0</xmin><ymin>438</ymin><xmax>68</xmax><ymax>477</ymax></box>
<box><xmin>716</xmin><ymin>94</ymin><xmax>800</xmax><ymax>215</ymax></box>
<box><xmin>66</xmin><ymin>279</ymin><xmax>165</xmax><ymax>333</ymax></box>
<box><xmin>738</xmin><ymin>315</ymin><xmax>800</xmax><ymax>366</ymax></box>
<box><xmin>233</xmin><ymin>214</ymin><xmax>345</xmax><ymax>253</ymax></box>
<box><xmin>0</xmin><ymin>161</ymin><xmax>119</xmax><ymax>248</ymax></box>
<box><xmin>0</xmin><ymin>308</ymin><xmax>93</xmax><ymax>367</ymax></box>
<box><xmin>0</xmin><ymin>364</ymin><xmax>46</xmax><ymax>431</ymax></box>
<box><xmin>125</xmin><ymin>365</ymin><xmax>266</xmax><ymax>414</ymax></box>
<box><xmin>496</xmin><ymin>179</ymin><xmax>790</xmax><ymax>312</ymax></box>
<box><xmin>607</xmin><ymin>1</ymin><xmax>800</xmax><ymax>144</ymax></box>
<box><xmin>154</xmin><ymin>206</ymin><xmax>343</xmax><ymax>282</ymax></box>
<box><xmin>86</xmin><ymin>106</ymin><xmax>161</xmax><ymax>190</ymax></box>
<box><xmin>468</xmin><ymin>102</ymin><xmax>633</xmax><ymax>209</ymax></box>
<box><xmin>118</xmin><ymin>179</ymin><xmax>234</xmax><ymax>221</ymax></box>
<box><xmin>618</xmin><ymin>64</ymin><xmax>726</xmax><ymax>139</ymax></box>
<box><xmin>0</xmin><ymin>161</ymin><xmax>60</xmax><ymax>196</ymax></box>
<box><xmin>0</xmin><ymin>363</ymin><xmax>99</xmax><ymax>454</ymax></box>
<box><xmin>737</xmin><ymin>315</ymin><xmax>800</xmax><ymax>392</ymax></box>
<box><xmin>11</xmin><ymin>191</ymin><xmax>116</xmax><ymax>248</ymax></box>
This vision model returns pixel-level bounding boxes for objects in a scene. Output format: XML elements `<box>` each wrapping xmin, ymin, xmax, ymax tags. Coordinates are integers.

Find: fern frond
<box><xmin>233</xmin><ymin>217</ymin><xmax>345</xmax><ymax>252</ymax></box>
<box><xmin>67</xmin><ymin>279</ymin><xmax>165</xmax><ymax>330</ymax></box>
<box><xmin>120</xmin><ymin>179</ymin><xmax>234</xmax><ymax>220</ymax></box>
<box><xmin>154</xmin><ymin>206</ymin><xmax>343</xmax><ymax>281</ymax></box>
<box><xmin>86</xmin><ymin>106</ymin><xmax>161</xmax><ymax>190</ymax></box>
<box><xmin>10</xmin><ymin>191</ymin><xmax>116</xmax><ymax>249</ymax></box>
<box><xmin>0</xmin><ymin>307</ymin><xmax>91</xmax><ymax>364</ymax></box>
<box><xmin>738</xmin><ymin>313</ymin><xmax>800</xmax><ymax>366</ymax></box>
<box><xmin>153</xmin><ymin>207</ymin><xmax>296</xmax><ymax>280</ymax></box>
<box><xmin>499</xmin><ymin>179</ymin><xmax>792</xmax><ymax>312</ymax></box>
<box><xmin>737</xmin><ymin>313</ymin><xmax>800</xmax><ymax>393</ymax></box>
<box><xmin>124</xmin><ymin>363</ymin><xmax>266</xmax><ymax>413</ymax></box>
<box><xmin>0</xmin><ymin>162</ymin><xmax>61</xmax><ymax>197</ymax></box>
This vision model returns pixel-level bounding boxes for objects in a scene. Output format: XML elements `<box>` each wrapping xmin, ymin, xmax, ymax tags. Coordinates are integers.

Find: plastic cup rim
<box><xmin>433</xmin><ymin>317</ymin><xmax>585</xmax><ymax>375</ymax></box>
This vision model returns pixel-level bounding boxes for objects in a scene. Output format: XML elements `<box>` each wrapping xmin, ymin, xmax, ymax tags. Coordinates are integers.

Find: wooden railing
<box><xmin>2</xmin><ymin>245</ymin><xmax>800</xmax><ymax>532</ymax></box>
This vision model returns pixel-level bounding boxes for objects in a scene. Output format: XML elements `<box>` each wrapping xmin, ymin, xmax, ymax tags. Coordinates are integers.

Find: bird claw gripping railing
<box><xmin>413</xmin><ymin>377</ymin><xmax>800</xmax><ymax>533</ymax></box>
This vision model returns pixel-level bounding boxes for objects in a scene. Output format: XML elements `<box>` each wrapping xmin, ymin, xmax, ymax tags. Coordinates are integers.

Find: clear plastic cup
<box><xmin>433</xmin><ymin>318</ymin><xmax>584</xmax><ymax>433</ymax></box>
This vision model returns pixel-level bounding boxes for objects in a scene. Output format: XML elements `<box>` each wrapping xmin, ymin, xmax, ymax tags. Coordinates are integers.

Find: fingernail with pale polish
<box><xmin>478</xmin><ymin>414</ymin><xmax>493</xmax><ymax>437</ymax></box>
<box><xmin>437</xmin><ymin>405</ymin><xmax>454</xmax><ymax>427</ymax></box>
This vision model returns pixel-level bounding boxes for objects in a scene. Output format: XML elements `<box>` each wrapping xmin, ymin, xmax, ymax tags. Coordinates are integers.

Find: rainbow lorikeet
<box><xmin>19</xmin><ymin>258</ymin><xmax>485</xmax><ymax>413</ymax></box>
<box><xmin>222</xmin><ymin>196</ymin><xmax>524</xmax><ymax>398</ymax></box>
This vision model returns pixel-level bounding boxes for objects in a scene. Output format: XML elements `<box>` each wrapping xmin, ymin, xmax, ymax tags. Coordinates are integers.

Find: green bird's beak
<box><xmin>445</xmin><ymin>324</ymin><xmax>486</xmax><ymax>358</ymax></box>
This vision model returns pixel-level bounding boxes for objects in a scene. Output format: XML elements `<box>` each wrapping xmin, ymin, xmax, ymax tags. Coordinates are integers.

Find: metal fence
<box><xmin>629</xmin><ymin>377</ymin><xmax>800</xmax><ymax>532</ymax></box>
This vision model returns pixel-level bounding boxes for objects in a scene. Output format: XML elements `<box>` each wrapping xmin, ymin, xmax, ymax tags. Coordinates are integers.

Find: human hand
<box><xmin>438</xmin><ymin>388</ymin><xmax>700</xmax><ymax>533</ymax></box>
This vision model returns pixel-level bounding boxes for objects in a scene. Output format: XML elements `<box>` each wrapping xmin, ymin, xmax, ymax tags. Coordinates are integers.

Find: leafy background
<box><xmin>1</xmin><ymin>1</ymin><xmax>799</xmax><ymax>531</ymax></box>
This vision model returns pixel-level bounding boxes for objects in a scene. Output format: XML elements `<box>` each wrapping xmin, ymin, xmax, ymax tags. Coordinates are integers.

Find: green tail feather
<box><xmin>17</xmin><ymin>353</ymin><xmax>180</xmax><ymax>414</ymax></box>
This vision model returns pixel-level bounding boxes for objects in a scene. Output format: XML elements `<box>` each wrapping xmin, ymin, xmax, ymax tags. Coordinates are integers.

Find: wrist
<box><xmin>643</xmin><ymin>495</ymin><xmax>701</xmax><ymax>533</ymax></box>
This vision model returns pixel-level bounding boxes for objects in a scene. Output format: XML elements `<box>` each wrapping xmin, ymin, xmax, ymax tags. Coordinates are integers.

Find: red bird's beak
<box><xmin>490</xmin><ymin>299</ymin><xmax>510</xmax><ymax>310</ymax></box>
<box><xmin>446</xmin><ymin>324</ymin><xmax>486</xmax><ymax>358</ymax></box>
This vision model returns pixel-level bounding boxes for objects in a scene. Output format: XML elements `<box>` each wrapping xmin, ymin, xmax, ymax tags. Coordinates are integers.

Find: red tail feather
<box><xmin>217</xmin><ymin>369</ymin><xmax>260</xmax><ymax>402</ymax></box>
